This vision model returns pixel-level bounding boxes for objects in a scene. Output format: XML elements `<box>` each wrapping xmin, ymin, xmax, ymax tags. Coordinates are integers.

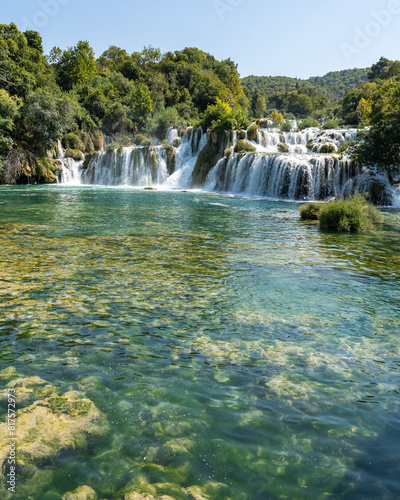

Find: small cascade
<box><xmin>56</xmin><ymin>140</ymin><xmax>83</xmax><ymax>186</ymax></box>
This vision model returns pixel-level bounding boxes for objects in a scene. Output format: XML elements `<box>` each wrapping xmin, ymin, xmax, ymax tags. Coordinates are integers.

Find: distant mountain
<box><xmin>242</xmin><ymin>68</ymin><xmax>370</xmax><ymax>102</ymax></box>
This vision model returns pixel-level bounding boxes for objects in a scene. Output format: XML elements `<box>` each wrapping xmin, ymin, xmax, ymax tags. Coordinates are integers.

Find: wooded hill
<box><xmin>242</xmin><ymin>68</ymin><xmax>369</xmax><ymax>102</ymax></box>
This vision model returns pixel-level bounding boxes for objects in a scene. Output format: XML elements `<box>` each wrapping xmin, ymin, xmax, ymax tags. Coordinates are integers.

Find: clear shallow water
<box><xmin>0</xmin><ymin>186</ymin><xmax>400</xmax><ymax>499</ymax></box>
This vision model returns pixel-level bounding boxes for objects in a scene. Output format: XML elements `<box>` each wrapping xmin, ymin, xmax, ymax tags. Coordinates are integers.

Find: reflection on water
<box><xmin>0</xmin><ymin>186</ymin><xmax>400</xmax><ymax>499</ymax></box>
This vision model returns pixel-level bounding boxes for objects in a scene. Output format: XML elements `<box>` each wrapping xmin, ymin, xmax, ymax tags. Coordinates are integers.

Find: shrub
<box><xmin>224</xmin><ymin>148</ymin><xmax>232</xmax><ymax>157</ymax></box>
<box><xmin>247</xmin><ymin>124</ymin><xmax>259</xmax><ymax>141</ymax></box>
<box><xmin>319</xmin><ymin>193</ymin><xmax>383</xmax><ymax>232</ymax></box>
<box><xmin>322</xmin><ymin>119</ymin><xmax>339</xmax><ymax>130</ymax></box>
<box><xmin>298</xmin><ymin>118</ymin><xmax>319</xmax><ymax>131</ymax></box>
<box><xmin>319</xmin><ymin>143</ymin><xmax>336</xmax><ymax>154</ymax></box>
<box><xmin>134</xmin><ymin>134</ymin><xmax>151</xmax><ymax>146</ymax></box>
<box><xmin>278</xmin><ymin>142</ymin><xmax>289</xmax><ymax>153</ymax></box>
<box><xmin>299</xmin><ymin>202</ymin><xmax>323</xmax><ymax>220</ymax></box>
<box><xmin>234</xmin><ymin>140</ymin><xmax>256</xmax><ymax>153</ymax></box>
<box><xmin>281</xmin><ymin>120</ymin><xmax>292</xmax><ymax>132</ymax></box>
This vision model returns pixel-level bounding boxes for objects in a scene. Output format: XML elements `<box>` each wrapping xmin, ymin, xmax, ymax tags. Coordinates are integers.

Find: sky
<box><xmin>3</xmin><ymin>0</ymin><xmax>400</xmax><ymax>79</ymax></box>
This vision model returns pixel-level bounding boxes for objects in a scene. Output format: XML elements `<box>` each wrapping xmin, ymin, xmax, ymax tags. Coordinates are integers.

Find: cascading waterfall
<box><xmin>58</xmin><ymin>125</ymin><xmax>397</xmax><ymax>205</ymax></box>
<box><xmin>205</xmin><ymin>153</ymin><xmax>361</xmax><ymax>200</ymax></box>
<box><xmin>81</xmin><ymin>127</ymin><xmax>207</xmax><ymax>189</ymax></box>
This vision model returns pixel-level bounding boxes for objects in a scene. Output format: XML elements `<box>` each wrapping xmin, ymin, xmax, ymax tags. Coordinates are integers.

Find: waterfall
<box><xmin>56</xmin><ymin>140</ymin><xmax>83</xmax><ymax>186</ymax></box>
<box><xmin>81</xmin><ymin>127</ymin><xmax>207</xmax><ymax>189</ymax></box>
<box><xmin>57</xmin><ymin>124</ymin><xmax>397</xmax><ymax>205</ymax></box>
<box><xmin>204</xmin><ymin>152</ymin><xmax>393</xmax><ymax>204</ymax></box>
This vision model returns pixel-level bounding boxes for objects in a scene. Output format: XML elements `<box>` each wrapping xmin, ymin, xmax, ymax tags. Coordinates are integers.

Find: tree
<box><xmin>56</xmin><ymin>41</ymin><xmax>97</xmax><ymax>90</ymax></box>
<box><xmin>368</xmin><ymin>57</ymin><xmax>391</xmax><ymax>81</ymax></box>
<box><xmin>22</xmin><ymin>88</ymin><xmax>79</xmax><ymax>148</ymax></box>
<box><xmin>252</xmin><ymin>90</ymin><xmax>266</xmax><ymax>118</ymax></box>
<box><xmin>269</xmin><ymin>111</ymin><xmax>284</xmax><ymax>126</ymax></box>
<box><xmin>0</xmin><ymin>89</ymin><xmax>22</xmax><ymax>155</ymax></box>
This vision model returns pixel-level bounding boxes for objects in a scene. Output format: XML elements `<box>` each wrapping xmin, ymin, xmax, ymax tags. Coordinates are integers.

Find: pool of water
<box><xmin>1</xmin><ymin>186</ymin><xmax>400</xmax><ymax>499</ymax></box>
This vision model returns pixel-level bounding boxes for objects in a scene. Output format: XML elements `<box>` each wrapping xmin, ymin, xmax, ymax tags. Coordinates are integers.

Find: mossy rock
<box><xmin>90</xmin><ymin>129</ymin><xmax>104</xmax><ymax>151</ymax></box>
<box><xmin>62</xmin><ymin>133</ymin><xmax>84</xmax><ymax>152</ymax></box>
<box><xmin>35</xmin><ymin>157</ymin><xmax>57</xmax><ymax>184</ymax></box>
<box><xmin>191</xmin><ymin>141</ymin><xmax>222</xmax><ymax>187</ymax></box>
<box><xmin>233</xmin><ymin>140</ymin><xmax>256</xmax><ymax>154</ymax></box>
<box><xmin>247</xmin><ymin>124</ymin><xmax>259</xmax><ymax>142</ymax></box>
<box><xmin>278</xmin><ymin>142</ymin><xmax>289</xmax><ymax>153</ymax></box>
<box><xmin>162</xmin><ymin>144</ymin><xmax>176</xmax><ymax>175</ymax></box>
<box><xmin>65</xmin><ymin>149</ymin><xmax>83</xmax><ymax>161</ymax></box>
<box><xmin>238</xmin><ymin>130</ymin><xmax>247</xmax><ymax>140</ymax></box>
<box><xmin>259</xmin><ymin>118</ymin><xmax>269</xmax><ymax>128</ymax></box>
<box><xmin>172</xmin><ymin>138</ymin><xmax>181</xmax><ymax>148</ymax></box>
<box><xmin>83</xmin><ymin>153</ymin><xmax>92</xmax><ymax>169</ymax></box>
<box><xmin>78</xmin><ymin>131</ymin><xmax>95</xmax><ymax>153</ymax></box>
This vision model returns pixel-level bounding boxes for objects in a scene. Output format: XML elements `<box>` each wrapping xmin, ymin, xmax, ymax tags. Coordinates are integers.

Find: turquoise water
<box><xmin>0</xmin><ymin>186</ymin><xmax>400</xmax><ymax>499</ymax></box>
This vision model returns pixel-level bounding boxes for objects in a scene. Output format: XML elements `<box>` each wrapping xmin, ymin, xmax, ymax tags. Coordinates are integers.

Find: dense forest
<box><xmin>242</xmin><ymin>69</ymin><xmax>369</xmax><ymax>101</ymax></box>
<box><xmin>0</xmin><ymin>22</ymin><xmax>399</xmax><ymax>185</ymax></box>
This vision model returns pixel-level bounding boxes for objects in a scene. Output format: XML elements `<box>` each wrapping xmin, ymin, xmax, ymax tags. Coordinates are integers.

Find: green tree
<box><xmin>368</xmin><ymin>57</ymin><xmax>391</xmax><ymax>81</ymax></box>
<box><xmin>56</xmin><ymin>41</ymin><xmax>97</xmax><ymax>90</ymax></box>
<box><xmin>22</xmin><ymin>88</ymin><xmax>79</xmax><ymax>148</ymax></box>
<box><xmin>252</xmin><ymin>90</ymin><xmax>266</xmax><ymax>118</ymax></box>
<box><xmin>0</xmin><ymin>89</ymin><xmax>22</xmax><ymax>154</ymax></box>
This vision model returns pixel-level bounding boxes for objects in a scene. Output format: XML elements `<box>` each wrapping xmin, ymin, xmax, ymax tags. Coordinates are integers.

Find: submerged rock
<box><xmin>0</xmin><ymin>382</ymin><xmax>108</xmax><ymax>493</ymax></box>
<box><xmin>62</xmin><ymin>485</ymin><xmax>98</xmax><ymax>500</ymax></box>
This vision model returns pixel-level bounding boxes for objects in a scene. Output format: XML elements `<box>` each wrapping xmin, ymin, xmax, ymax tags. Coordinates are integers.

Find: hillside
<box><xmin>242</xmin><ymin>68</ymin><xmax>369</xmax><ymax>102</ymax></box>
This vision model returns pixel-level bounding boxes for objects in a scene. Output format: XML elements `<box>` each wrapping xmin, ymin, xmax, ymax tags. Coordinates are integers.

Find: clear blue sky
<box><xmin>3</xmin><ymin>0</ymin><xmax>400</xmax><ymax>78</ymax></box>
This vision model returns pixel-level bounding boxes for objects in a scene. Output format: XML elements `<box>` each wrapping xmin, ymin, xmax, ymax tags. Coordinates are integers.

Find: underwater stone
<box><xmin>62</xmin><ymin>485</ymin><xmax>98</xmax><ymax>500</ymax></box>
<box><xmin>0</xmin><ymin>390</ymin><xmax>108</xmax><ymax>479</ymax></box>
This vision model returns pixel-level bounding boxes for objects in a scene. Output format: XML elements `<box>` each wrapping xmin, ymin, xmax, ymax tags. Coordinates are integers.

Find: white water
<box><xmin>56</xmin><ymin>140</ymin><xmax>83</xmax><ymax>186</ymax></box>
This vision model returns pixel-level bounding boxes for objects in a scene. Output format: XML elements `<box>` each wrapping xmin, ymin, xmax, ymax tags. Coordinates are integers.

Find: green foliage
<box><xmin>56</xmin><ymin>41</ymin><xmax>97</xmax><ymax>90</ymax></box>
<box><xmin>22</xmin><ymin>88</ymin><xmax>79</xmax><ymax>149</ymax></box>
<box><xmin>319</xmin><ymin>193</ymin><xmax>383</xmax><ymax>232</ymax></box>
<box><xmin>281</xmin><ymin>120</ymin><xmax>292</xmax><ymax>132</ymax></box>
<box><xmin>133</xmin><ymin>134</ymin><xmax>151</xmax><ymax>146</ymax></box>
<box><xmin>201</xmin><ymin>99</ymin><xmax>248</xmax><ymax>131</ymax></box>
<box><xmin>147</xmin><ymin>107</ymin><xmax>183</xmax><ymax>139</ymax></box>
<box><xmin>234</xmin><ymin>140</ymin><xmax>256</xmax><ymax>153</ymax></box>
<box><xmin>368</xmin><ymin>57</ymin><xmax>391</xmax><ymax>81</ymax></box>
<box><xmin>336</xmin><ymin>81</ymin><xmax>376</xmax><ymax>125</ymax></box>
<box><xmin>322</xmin><ymin>119</ymin><xmax>338</xmax><ymax>129</ymax></box>
<box><xmin>297</xmin><ymin>118</ymin><xmax>319</xmax><ymax>131</ymax></box>
<box><xmin>269</xmin><ymin>111</ymin><xmax>284</xmax><ymax>126</ymax></box>
<box><xmin>319</xmin><ymin>144</ymin><xmax>336</xmax><ymax>154</ymax></box>
<box><xmin>0</xmin><ymin>89</ymin><xmax>22</xmax><ymax>155</ymax></box>
<box><xmin>299</xmin><ymin>202</ymin><xmax>323</xmax><ymax>220</ymax></box>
